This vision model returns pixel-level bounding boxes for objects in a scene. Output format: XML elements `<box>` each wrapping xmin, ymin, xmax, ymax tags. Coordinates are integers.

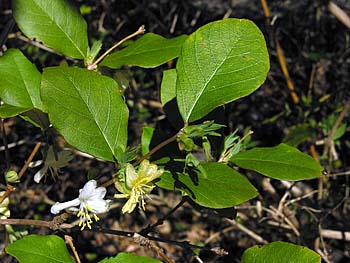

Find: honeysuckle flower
<box><xmin>114</xmin><ymin>160</ymin><xmax>163</xmax><ymax>214</ymax></box>
<box><xmin>32</xmin><ymin>146</ymin><xmax>74</xmax><ymax>183</ymax></box>
<box><xmin>50</xmin><ymin>180</ymin><xmax>110</xmax><ymax>230</ymax></box>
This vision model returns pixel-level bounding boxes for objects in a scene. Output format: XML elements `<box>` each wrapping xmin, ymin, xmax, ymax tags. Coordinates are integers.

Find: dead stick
<box><xmin>65</xmin><ymin>235</ymin><xmax>81</xmax><ymax>263</ymax></box>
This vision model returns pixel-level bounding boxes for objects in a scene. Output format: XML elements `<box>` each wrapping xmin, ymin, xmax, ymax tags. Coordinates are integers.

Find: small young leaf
<box><xmin>12</xmin><ymin>0</ymin><xmax>89</xmax><ymax>59</ymax></box>
<box><xmin>98</xmin><ymin>252</ymin><xmax>161</xmax><ymax>263</ymax></box>
<box><xmin>231</xmin><ymin>143</ymin><xmax>323</xmax><ymax>181</ymax></box>
<box><xmin>101</xmin><ymin>33</ymin><xmax>187</xmax><ymax>69</ymax></box>
<box><xmin>333</xmin><ymin>123</ymin><xmax>346</xmax><ymax>140</ymax></box>
<box><xmin>87</xmin><ymin>40</ymin><xmax>103</xmax><ymax>65</ymax></box>
<box><xmin>41</xmin><ymin>66</ymin><xmax>129</xmax><ymax>162</ymax></box>
<box><xmin>176</xmin><ymin>18</ymin><xmax>270</xmax><ymax>123</ymax></box>
<box><xmin>6</xmin><ymin>234</ymin><xmax>75</xmax><ymax>263</ymax></box>
<box><xmin>141</xmin><ymin>126</ymin><xmax>155</xmax><ymax>155</ymax></box>
<box><xmin>241</xmin><ymin>241</ymin><xmax>321</xmax><ymax>263</ymax></box>
<box><xmin>160</xmin><ymin>69</ymin><xmax>177</xmax><ymax>106</ymax></box>
<box><xmin>0</xmin><ymin>48</ymin><xmax>43</xmax><ymax>111</ymax></box>
<box><xmin>157</xmin><ymin>162</ymin><xmax>258</xmax><ymax>208</ymax></box>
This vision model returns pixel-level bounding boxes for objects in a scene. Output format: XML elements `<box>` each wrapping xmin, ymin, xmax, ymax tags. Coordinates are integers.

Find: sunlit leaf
<box><xmin>176</xmin><ymin>18</ymin><xmax>269</xmax><ymax>123</ymax></box>
<box><xmin>12</xmin><ymin>0</ymin><xmax>88</xmax><ymax>59</ymax></box>
<box><xmin>41</xmin><ymin>66</ymin><xmax>128</xmax><ymax>162</ymax></box>
<box><xmin>6</xmin><ymin>235</ymin><xmax>75</xmax><ymax>263</ymax></box>
<box><xmin>101</xmin><ymin>33</ymin><xmax>187</xmax><ymax>69</ymax></box>
<box><xmin>241</xmin><ymin>241</ymin><xmax>321</xmax><ymax>263</ymax></box>
<box><xmin>231</xmin><ymin>144</ymin><xmax>323</xmax><ymax>181</ymax></box>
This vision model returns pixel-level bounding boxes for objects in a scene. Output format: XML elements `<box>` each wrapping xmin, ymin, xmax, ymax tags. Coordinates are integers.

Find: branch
<box><xmin>133</xmin><ymin>131</ymin><xmax>181</xmax><ymax>166</ymax></box>
<box><xmin>140</xmin><ymin>198</ymin><xmax>187</xmax><ymax>235</ymax></box>
<box><xmin>87</xmin><ymin>25</ymin><xmax>145</xmax><ymax>70</ymax></box>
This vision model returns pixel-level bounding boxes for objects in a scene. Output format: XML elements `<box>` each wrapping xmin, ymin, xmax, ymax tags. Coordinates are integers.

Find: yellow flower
<box><xmin>115</xmin><ymin>160</ymin><xmax>163</xmax><ymax>214</ymax></box>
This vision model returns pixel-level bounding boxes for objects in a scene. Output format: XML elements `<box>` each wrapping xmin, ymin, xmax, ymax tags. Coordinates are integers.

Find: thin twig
<box><xmin>17</xmin><ymin>142</ymin><xmax>42</xmax><ymax>179</ymax></box>
<box><xmin>0</xmin><ymin>185</ymin><xmax>14</xmax><ymax>205</ymax></box>
<box><xmin>260</xmin><ymin>0</ymin><xmax>271</xmax><ymax>18</ymax></box>
<box><xmin>95</xmin><ymin>225</ymin><xmax>225</xmax><ymax>255</ymax></box>
<box><xmin>328</xmin><ymin>1</ymin><xmax>350</xmax><ymax>29</ymax></box>
<box><xmin>307</xmin><ymin>65</ymin><xmax>316</xmax><ymax>101</ymax></box>
<box><xmin>224</xmin><ymin>218</ymin><xmax>268</xmax><ymax>244</ymax></box>
<box><xmin>140</xmin><ymin>198</ymin><xmax>186</xmax><ymax>235</ymax></box>
<box><xmin>133</xmin><ymin>131</ymin><xmax>181</xmax><ymax>166</ymax></box>
<box><xmin>285</xmin><ymin>190</ymin><xmax>319</xmax><ymax>206</ymax></box>
<box><xmin>320</xmin><ymin>229</ymin><xmax>350</xmax><ymax>241</ymax></box>
<box><xmin>7</xmin><ymin>33</ymin><xmax>75</xmax><ymax>61</ymax></box>
<box><xmin>133</xmin><ymin>233</ymin><xmax>175</xmax><ymax>263</ymax></box>
<box><xmin>0</xmin><ymin>118</ymin><xmax>10</xmax><ymax>184</ymax></box>
<box><xmin>269</xmin><ymin>206</ymin><xmax>300</xmax><ymax>236</ymax></box>
<box><xmin>323</xmin><ymin>101</ymin><xmax>350</xmax><ymax>159</ymax></box>
<box><xmin>88</xmin><ymin>25</ymin><xmax>145</xmax><ymax>70</ymax></box>
<box><xmin>275</xmin><ymin>39</ymin><xmax>299</xmax><ymax>104</ymax></box>
<box><xmin>65</xmin><ymin>235</ymin><xmax>81</xmax><ymax>263</ymax></box>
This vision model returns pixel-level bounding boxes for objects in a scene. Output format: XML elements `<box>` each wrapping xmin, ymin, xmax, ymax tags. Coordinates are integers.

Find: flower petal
<box><xmin>93</xmin><ymin>186</ymin><xmax>106</xmax><ymax>199</ymax></box>
<box><xmin>126</xmin><ymin>164</ymin><xmax>138</xmax><ymax>188</ymax></box>
<box><xmin>34</xmin><ymin>166</ymin><xmax>48</xmax><ymax>183</ymax></box>
<box><xmin>88</xmin><ymin>199</ymin><xmax>110</xmax><ymax>214</ymax></box>
<box><xmin>79</xmin><ymin>180</ymin><xmax>97</xmax><ymax>199</ymax></box>
<box><xmin>50</xmin><ymin>198</ymin><xmax>80</xmax><ymax>214</ymax></box>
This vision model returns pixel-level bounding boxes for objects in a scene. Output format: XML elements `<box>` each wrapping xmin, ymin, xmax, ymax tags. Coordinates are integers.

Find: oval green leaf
<box><xmin>6</xmin><ymin>234</ymin><xmax>75</xmax><ymax>263</ymax></box>
<box><xmin>231</xmin><ymin>143</ymin><xmax>323</xmax><ymax>181</ymax></box>
<box><xmin>41</xmin><ymin>66</ymin><xmax>128</xmax><ymax>162</ymax></box>
<box><xmin>0</xmin><ymin>48</ymin><xmax>43</xmax><ymax>112</ymax></box>
<box><xmin>98</xmin><ymin>252</ymin><xmax>161</xmax><ymax>263</ymax></box>
<box><xmin>12</xmin><ymin>0</ymin><xmax>88</xmax><ymax>59</ymax></box>
<box><xmin>176</xmin><ymin>18</ymin><xmax>270</xmax><ymax>123</ymax></box>
<box><xmin>241</xmin><ymin>241</ymin><xmax>321</xmax><ymax>263</ymax></box>
<box><xmin>160</xmin><ymin>69</ymin><xmax>177</xmax><ymax>106</ymax></box>
<box><xmin>158</xmin><ymin>162</ymin><xmax>258</xmax><ymax>208</ymax></box>
<box><xmin>101</xmin><ymin>33</ymin><xmax>187</xmax><ymax>69</ymax></box>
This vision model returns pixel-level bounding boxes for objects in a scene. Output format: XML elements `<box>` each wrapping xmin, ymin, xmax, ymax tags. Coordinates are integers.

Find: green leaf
<box><xmin>231</xmin><ymin>143</ymin><xmax>323</xmax><ymax>181</ymax></box>
<box><xmin>0</xmin><ymin>48</ymin><xmax>43</xmax><ymax>111</ymax></box>
<box><xmin>334</xmin><ymin>123</ymin><xmax>346</xmax><ymax>140</ymax></box>
<box><xmin>0</xmin><ymin>104</ymin><xmax>29</xmax><ymax>118</ymax></box>
<box><xmin>5</xmin><ymin>234</ymin><xmax>75</xmax><ymax>263</ymax></box>
<box><xmin>12</xmin><ymin>0</ymin><xmax>88</xmax><ymax>59</ymax></box>
<box><xmin>283</xmin><ymin>124</ymin><xmax>313</xmax><ymax>147</ymax></box>
<box><xmin>41</xmin><ymin>66</ymin><xmax>128</xmax><ymax>162</ymax></box>
<box><xmin>158</xmin><ymin>162</ymin><xmax>258</xmax><ymax>208</ymax></box>
<box><xmin>21</xmin><ymin>109</ymin><xmax>50</xmax><ymax>130</ymax></box>
<box><xmin>176</xmin><ymin>18</ymin><xmax>270</xmax><ymax>123</ymax></box>
<box><xmin>241</xmin><ymin>241</ymin><xmax>321</xmax><ymax>263</ymax></box>
<box><xmin>141</xmin><ymin>126</ymin><xmax>155</xmax><ymax>155</ymax></box>
<box><xmin>98</xmin><ymin>252</ymin><xmax>161</xmax><ymax>263</ymax></box>
<box><xmin>87</xmin><ymin>40</ymin><xmax>103</xmax><ymax>65</ymax></box>
<box><xmin>101</xmin><ymin>33</ymin><xmax>187</xmax><ymax>69</ymax></box>
<box><xmin>160</xmin><ymin>69</ymin><xmax>177</xmax><ymax>106</ymax></box>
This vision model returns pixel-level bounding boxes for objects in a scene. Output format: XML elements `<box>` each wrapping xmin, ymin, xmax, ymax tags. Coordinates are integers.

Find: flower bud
<box><xmin>5</xmin><ymin>170</ymin><xmax>20</xmax><ymax>184</ymax></box>
<box><xmin>0</xmin><ymin>191</ymin><xmax>10</xmax><ymax>219</ymax></box>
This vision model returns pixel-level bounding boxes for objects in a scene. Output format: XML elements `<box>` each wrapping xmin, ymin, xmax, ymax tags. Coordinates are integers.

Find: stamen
<box><xmin>94</xmin><ymin>214</ymin><xmax>100</xmax><ymax>221</ymax></box>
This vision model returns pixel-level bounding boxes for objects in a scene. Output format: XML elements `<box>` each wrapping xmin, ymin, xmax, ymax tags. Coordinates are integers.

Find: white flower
<box><xmin>114</xmin><ymin>160</ymin><xmax>163</xmax><ymax>214</ymax></box>
<box><xmin>50</xmin><ymin>180</ymin><xmax>110</xmax><ymax>230</ymax></box>
<box><xmin>32</xmin><ymin>146</ymin><xmax>74</xmax><ymax>183</ymax></box>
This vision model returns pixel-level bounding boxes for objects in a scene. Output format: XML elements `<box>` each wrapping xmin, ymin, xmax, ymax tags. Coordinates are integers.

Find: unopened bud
<box><xmin>5</xmin><ymin>170</ymin><xmax>20</xmax><ymax>183</ymax></box>
<box><xmin>0</xmin><ymin>191</ymin><xmax>10</xmax><ymax>219</ymax></box>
